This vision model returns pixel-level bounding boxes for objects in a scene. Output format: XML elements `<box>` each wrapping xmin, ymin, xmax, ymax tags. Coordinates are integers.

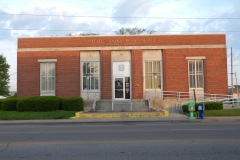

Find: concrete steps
<box><xmin>132</xmin><ymin>101</ymin><xmax>149</xmax><ymax>112</ymax></box>
<box><xmin>95</xmin><ymin>100</ymin><xmax>112</xmax><ymax>112</ymax></box>
<box><xmin>95</xmin><ymin>100</ymin><xmax>149</xmax><ymax>112</ymax></box>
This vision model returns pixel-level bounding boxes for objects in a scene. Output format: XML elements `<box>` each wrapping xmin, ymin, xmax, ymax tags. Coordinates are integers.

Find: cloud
<box><xmin>6</xmin><ymin>3</ymin><xmax>118</xmax><ymax>37</ymax></box>
<box><xmin>112</xmin><ymin>0</ymin><xmax>152</xmax><ymax>24</ymax></box>
<box><xmin>221</xmin><ymin>0</ymin><xmax>240</xmax><ymax>67</ymax></box>
<box><xmin>147</xmin><ymin>20</ymin><xmax>178</xmax><ymax>33</ymax></box>
<box><xmin>0</xmin><ymin>0</ymin><xmax>240</xmax><ymax>89</ymax></box>
<box><xmin>0</xmin><ymin>10</ymin><xmax>13</xmax><ymax>40</ymax></box>
<box><xmin>0</xmin><ymin>29</ymin><xmax>11</xmax><ymax>40</ymax></box>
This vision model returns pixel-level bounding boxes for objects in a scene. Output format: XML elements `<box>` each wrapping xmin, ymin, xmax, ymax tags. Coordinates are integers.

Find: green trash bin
<box><xmin>188</xmin><ymin>101</ymin><xmax>195</xmax><ymax>120</ymax></box>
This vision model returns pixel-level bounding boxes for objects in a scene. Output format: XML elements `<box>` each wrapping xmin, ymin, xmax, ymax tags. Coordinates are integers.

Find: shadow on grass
<box><xmin>0</xmin><ymin>110</ymin><xmax>76</xmax><ymax>120</ymax></box>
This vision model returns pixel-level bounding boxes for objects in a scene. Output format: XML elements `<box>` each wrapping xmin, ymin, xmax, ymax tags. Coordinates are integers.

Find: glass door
<box><xmin>125</xmin><ymin>77</ymin><xmax>130</xmax><ymax>99</ymax></box>
<box><xmin>114</xmin><ymin>77</ymin><xmax>131</xmax><ymax>100</ymax></box>
<box><xmin>115</xmin><ymin>78</ymin><xmax>124</xmax><ymax>99</ymax></box>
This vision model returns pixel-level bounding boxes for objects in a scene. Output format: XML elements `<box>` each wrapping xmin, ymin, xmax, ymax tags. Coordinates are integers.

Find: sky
<box><xmin>0</xmin><ymin>0</ymin><xmax>239</xmax><ymax>92</ymax></box>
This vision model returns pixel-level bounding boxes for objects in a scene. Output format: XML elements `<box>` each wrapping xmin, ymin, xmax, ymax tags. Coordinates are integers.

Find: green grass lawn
<box><xmin>1</xmin><ymin>109</ymin><xmax>240</xmax><ymax>120</ymax></box>
<box><xmin>0</xmin><ymin>110</ymin><xmax>76</xmax><ymax>120</ymax></box>
<box><xmin>204</xmin><ymin>109</ymin><xmax>240</xmax><ymax>117</ymax></box>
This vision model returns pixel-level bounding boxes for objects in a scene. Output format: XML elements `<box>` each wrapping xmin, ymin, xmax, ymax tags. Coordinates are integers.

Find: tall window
<box><xmin>145</xmin><ymin>61</ymin><xmax>161</xmax><ymax>89</ymax></box>
<box><xmin>188</xmin><ymin>60</ymin><xmax>204</xmax><ymax>88</ymax></box>
<box><xmin>40</xmin><ymin>63</ymin><xmax>55</xmax><ymax>95</ymax></box>
<box><xmin>83</xmin><ymin>62</ymin><xmax>99</xmax><ymax>90</ymax></box>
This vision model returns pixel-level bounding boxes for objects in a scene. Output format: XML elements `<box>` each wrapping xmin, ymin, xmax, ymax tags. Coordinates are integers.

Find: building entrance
<box><xmin>114</xmin><ymin>77</ymin><xmax>130</xmax><ymax>99</ymax></box>
<box><xmin>112</xmin><ymin>61</ymin><xmax>131</xmax><ymax>100</ymax></box>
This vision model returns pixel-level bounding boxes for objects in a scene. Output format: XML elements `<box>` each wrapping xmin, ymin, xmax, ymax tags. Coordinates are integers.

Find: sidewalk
<box><xmin>0</xmin><ymin>113</ymin><xmax>239</xmax><ymax>125</ymax></box>
<box><xmin>195</xmin><ymin>116</ymin><xmax>240</xmax><ymax>122</ymax></box>
<box><xmin>0</xmin><ymin>113</ymin><xmax>186</xmax><ymax>125</ymax></box>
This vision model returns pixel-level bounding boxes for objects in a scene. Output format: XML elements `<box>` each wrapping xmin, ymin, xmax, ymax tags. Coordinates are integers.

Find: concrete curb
<box><xmin>193</xmin><ymin>116</ymin><xmax>240</xmax><ymax>123</ymax></box>
<box><xmin>2</xmin><ymin>118</ymin><xmax>240</xmax><ymax>125</ymax></box>
<box><xmin>0</xmin><ymin>120</ymin><xmax>192</xmax><ymax>126</ymax></box>
<box><xmin>0</xmin><ymin>114</ymin><xmax>239</xmax><ymax>125</ymax></box>
<box><xmin>0</xmin><ymin>117</ymin><xmax>191</xmax><ymax>125</ymax></box>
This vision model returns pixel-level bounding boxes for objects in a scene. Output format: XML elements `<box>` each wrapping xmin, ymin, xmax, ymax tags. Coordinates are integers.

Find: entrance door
<box><xmin>115</xmin><ymin>78</ymin><xmax>124</xmax><ymax>99</ymax></box>
<box><xmin>114</xmin><ymin>77</ymin><xmax>130</xmax><ymax>100</ymax></box>
<box><xmin>113</xmin><ymin>61</ymin><xmax>131</xmax><ymax>100</ymax></box>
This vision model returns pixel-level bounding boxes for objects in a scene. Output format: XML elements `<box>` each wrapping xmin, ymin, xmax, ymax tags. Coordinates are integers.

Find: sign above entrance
<box><xmin>118</xmin><ymin>65</ymin><xmax>125</xmax><ymax>71</ymax></box>
<box><xmin>113</xmin><ymin>62</ymin><xmax>130</xmax><ymax>77</ymax></box>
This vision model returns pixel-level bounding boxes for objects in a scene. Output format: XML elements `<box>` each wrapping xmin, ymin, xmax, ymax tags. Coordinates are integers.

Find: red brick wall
<box><xmin>17</xmin><ymin>52</ymin><xmax>40</xmax><ymax>97</ymax></box>
<box><xmin>18</xmin><ymin>34</ymin><xmax>227</xmax><ymax>98</ymax></box>
<box><xmin>100</xmin><ymin>50</ymin><xmax>112</xmax><ymax>99</ymax></box>
<box><xmin>162</xmin><ymin>48</ymin><xmax>228</xmax><ymax>94</ymax></box>
<box><xmin>18</xmin><ymin>34</ymin><xmax>225</xmax><ymax>48</ymax></box>
<box><xmin>17</xmin><ymin>51</ymin><xmax>80</xmax><ymax>98</ymax></box>
<box><xmin>204</xmin><ymin>48</ymin><xmax>228</xmax><ymax>94</ymax></box>
<box><xmin>132</xmin><ymin>50</ymin><xmax>143</xmax><ymax>99</ymax></box>
<box><xmin>55</xmin><ymin>51</ymin><xmax>80</xmax><ymax>97</ymax></box>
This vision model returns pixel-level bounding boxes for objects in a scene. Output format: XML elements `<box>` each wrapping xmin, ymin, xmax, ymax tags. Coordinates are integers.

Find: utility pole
<box><xmin>235</xmin><ymin>72</ymin><xmax>239</xmax><ymax>97</ymax></box>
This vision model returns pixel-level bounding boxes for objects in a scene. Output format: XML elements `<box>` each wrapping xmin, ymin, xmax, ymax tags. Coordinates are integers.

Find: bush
<box><xmin>182</xmin><ymin>101</ymin><xmax>223</xmax><ymax>113</ymax></box>
<box><xmin>17</xmin><ymin>97</ymin><xmax>37</xmax><ymax>112</ymax></box>
<box><xmin>204</xmin><ymin>102</ymin><xmax>223</xmax><ymax>110</ymax></box>
<box><xmin>62</xmin><ymin>97</ymin><xmax>84</xmax><ymax>111</ymax></box>
<box><xmin>182</xmin><ymin>104</ymin><xmax>188</xmax><ymax>113</ymax></box>
<box><xmin>34</xmin><ymin>96</ymin><xmax>62</xmax><ymax>111</ymax></box>
<box><xmin>2</xmin><ymin>98</ymin><xmax>18</xmax><ymax>111</ymax></box>
<box><xmin>0</xmin><ymin>99</ymin><xmax>3</xmax><ymax>110</ymax></box>
<box><xmin>17</xmin><ymin>96</ymin><xmax>62</xmax><ymax>112</ymax></box>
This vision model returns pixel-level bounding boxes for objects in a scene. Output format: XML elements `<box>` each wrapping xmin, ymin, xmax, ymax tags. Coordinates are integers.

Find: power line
<box><xmin>1</xmin><ymin>28</ymin><xmax>240</xmax><ymax>33</ymax></box>
<box><xmin>1</xmin><ymin>12</ymin><xmax>240</xmax><ymax>20</ymax></box>
<box><xmin>1</xmin><ymin>28</ymin><xmax>113</xmax><ymax>32</ymax></box>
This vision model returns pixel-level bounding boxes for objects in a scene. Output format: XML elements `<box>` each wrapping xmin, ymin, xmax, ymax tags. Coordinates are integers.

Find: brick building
<box><xmin>17</xmin><ymin>34</ymin><xmax>228</xmax><ymax>102</ymax></box>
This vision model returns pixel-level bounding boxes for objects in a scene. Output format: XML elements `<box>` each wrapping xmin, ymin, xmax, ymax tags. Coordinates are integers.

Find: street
<box><xmin>0</xmin><ymin>121</ymin><xmax>240</xmax><ymax>160</ymax></box>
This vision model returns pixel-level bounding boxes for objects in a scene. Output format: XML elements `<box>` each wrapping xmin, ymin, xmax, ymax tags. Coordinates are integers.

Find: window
<box><xmin>40</xmin><ymin>63</ymin><xmax>55</xmax><ymax>95</ymax></box>
<box><xmin>145</xmin><ymin>61</ymin><xmax>161</xmax><ymax>89</ymax></box>
<box><xmin>83</xmin><ymin>62</ymin><xmax>99</xmax><ymax>90</ymax></box>
<box><xmin>188</xmin><ymin>60</ymin><xmax>204</xmax><ymax>88</ymax></box>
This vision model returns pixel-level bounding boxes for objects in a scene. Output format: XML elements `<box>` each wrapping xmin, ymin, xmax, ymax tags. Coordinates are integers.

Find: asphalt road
<box><xmin>0</xmin><ymin>121</ymin><xmax>240</xmax><ymax>160</ymax></box>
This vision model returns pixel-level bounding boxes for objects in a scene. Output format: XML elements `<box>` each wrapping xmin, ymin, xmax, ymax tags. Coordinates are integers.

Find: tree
<box><xmin>115</xmin><ymin>27</ymin><xmax>156</xmax><ymax>35</ymax></box>
<box><xmin>0</xmin><ymin>54</ymin><xmax>10</xmax><ymax>96</ymax></box>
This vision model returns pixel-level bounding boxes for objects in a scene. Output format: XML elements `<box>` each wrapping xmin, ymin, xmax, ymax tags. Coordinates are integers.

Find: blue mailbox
<box><xmin>198</xmin><ymin>103</ymin><xmax>205</xmax><ymax>119</ymax></box>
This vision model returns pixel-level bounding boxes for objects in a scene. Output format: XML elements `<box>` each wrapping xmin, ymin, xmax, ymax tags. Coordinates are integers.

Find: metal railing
<box><xmin>112</xmin><ymin>99</ymin><xmax>114</xmax><ymax>112</ymax></box>
<box><xmin>130</xmin><ymin>100</ymin><xmax>133</xmax><ymax>111</ymax></box>
<box><xmin>222</xmin><ymin>97</ymin><xmax>240</xmax><ymax>108</ymax></box>
<box><xmin>92</xmin><ymin>94</ymin><xmax>98</xmax><ymax>112</ymax></box>
<box><xmin>145</xmin><ymin>90</ymin><xmax>237</xmax><ymax>111</ymax></box>
<box><xmin>175</xmin><ymin>102</ymin><xmax>183</xmax><ymax>113</ymax></box>
<box><xmin>145</xmin><ymin>92</ymin><xmax>151</xmax><ymax>111</ymax></box>
<box><xmin>161</xmin><ymin>91</ymin><xmax>233</xmax><ymax>103</ymax></box>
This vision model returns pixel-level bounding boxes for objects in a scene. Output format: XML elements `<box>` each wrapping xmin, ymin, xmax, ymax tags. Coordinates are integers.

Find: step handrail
<box><xmin>93</xmin><ymin>94</ymin><xmax>98</xmax><ymax>112</ymax></box>
<box><xmin>146</xmin><ymin>92</ymin><xmax>151</xmax><ymax>111</ymax></box>
<box><xmin>112</xmin><ymin>99</ymin><xmax>114</xmax><ymax>112</ymax></box>
<box><xmin>130</xmin><ymin>100</ymin><xmax>132</xmax><ymax>111</ymax></box>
